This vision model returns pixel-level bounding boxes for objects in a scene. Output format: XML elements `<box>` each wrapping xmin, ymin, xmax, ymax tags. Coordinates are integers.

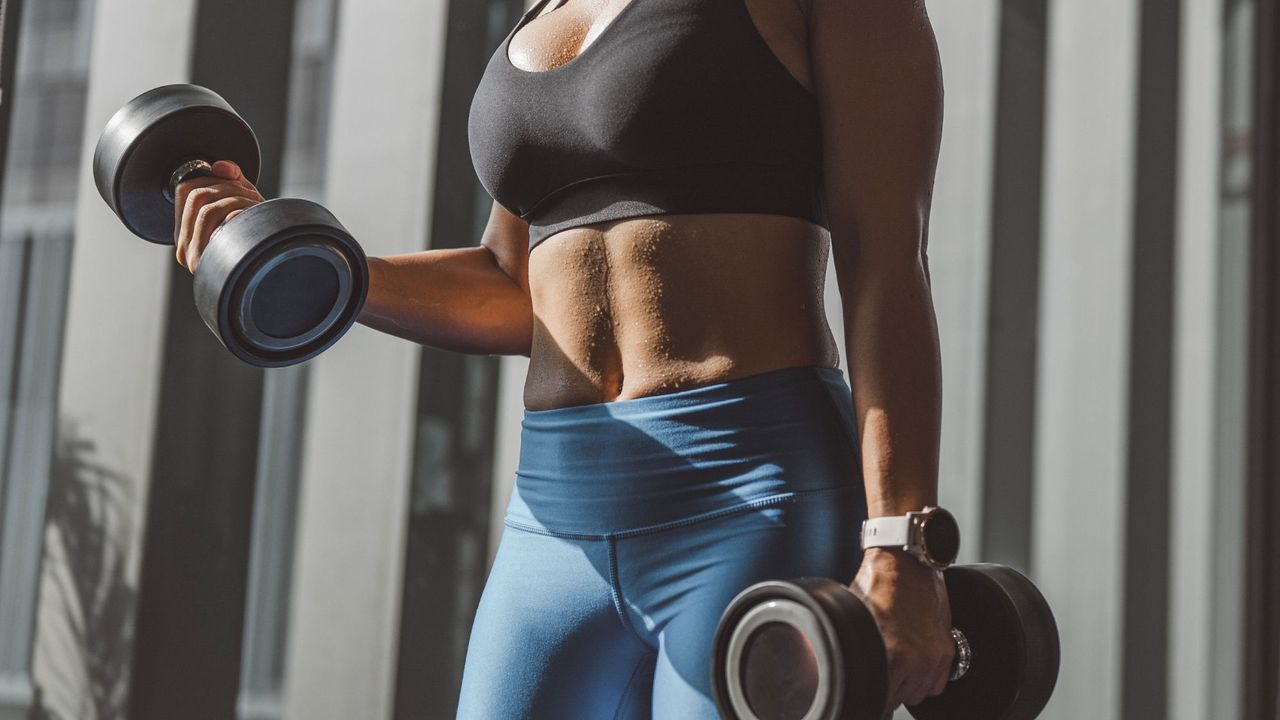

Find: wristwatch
<box><xmin>860</xmin><ymin>505</ymin><xmax>961</xmax><ymax>571</ymax></box>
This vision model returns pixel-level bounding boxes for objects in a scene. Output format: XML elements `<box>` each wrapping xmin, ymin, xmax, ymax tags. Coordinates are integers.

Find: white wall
<box><xmin>1168</xmin><ymin>1</ymin><xmax>1241</xmax><ymax>718</ymax></box>
<box><xmin>281</xmin><ymin>0</ymin><xmax>450</xmax><ymax>717</ymax></box>
<box><xmin>917</xmin><ymin>0</ymin><xmax>1001</xmax><ymax>563</ymax></box>
<box><xmin>31</xmin><ymin>2</ymin><xmax>197</xmax><ymax>718</ymax></box>
<box><xmin>1034</xmin><ymin>0</ymin><xmax>1141</xmax><ymax>717</ymax></box>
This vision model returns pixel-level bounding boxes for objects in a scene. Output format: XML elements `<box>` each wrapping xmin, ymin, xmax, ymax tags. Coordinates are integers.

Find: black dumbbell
<box><xmin>92</xmin><ymin>84</ymin><xmax>369</xmax><ymax>367</ymax></box>
<box><xmin>711</xmin><ymin>564</ymin><xmax>1060</xmax><ymax>720</ymax></box>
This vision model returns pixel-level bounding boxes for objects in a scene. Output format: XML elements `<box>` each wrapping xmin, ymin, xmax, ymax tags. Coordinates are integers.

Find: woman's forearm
<box><xmin>357</xmin><ymin>247</ymin><xmax>533</xmax><ymax>356</ymax></box>
<box><xmin>840</xmin><ymin>256</ymin><xmax>943</xmax><ymax>518</ymax></box>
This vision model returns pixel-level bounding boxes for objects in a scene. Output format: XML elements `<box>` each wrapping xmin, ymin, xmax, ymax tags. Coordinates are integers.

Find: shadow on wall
<box><xmin>31</xmin><ymin>419</ymin><xmax>137</xmax><ymax>720</ymax></box>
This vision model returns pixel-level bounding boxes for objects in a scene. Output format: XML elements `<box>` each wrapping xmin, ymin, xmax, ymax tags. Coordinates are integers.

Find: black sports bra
<box><xmin>467</xmin><ymin>0</ymin><xmax>828</xmax><ymax>251</ymax></box>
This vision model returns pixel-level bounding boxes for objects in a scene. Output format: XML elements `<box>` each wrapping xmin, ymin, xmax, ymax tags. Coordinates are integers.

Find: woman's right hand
<box><xmin>172</xmin><ymin>159</ymin><xmax>265</xmax><ymax>274</ymax></box>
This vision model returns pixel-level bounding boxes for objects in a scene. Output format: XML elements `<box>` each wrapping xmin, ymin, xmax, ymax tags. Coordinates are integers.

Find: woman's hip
<box><xmin>505</xmin><ymin>364</ymin><xmax>867</xmax><ymax>537</ymax></box>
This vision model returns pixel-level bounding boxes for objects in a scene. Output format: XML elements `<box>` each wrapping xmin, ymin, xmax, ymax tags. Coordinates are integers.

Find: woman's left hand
<box><xmin>849</xmin><ymin>547</ymin><xmax>954</xmax><ymax>714</ymax></box>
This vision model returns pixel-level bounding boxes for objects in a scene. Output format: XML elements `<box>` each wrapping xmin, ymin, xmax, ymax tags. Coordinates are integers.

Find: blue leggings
<box><xmin>455</xmin><ymin>366</ymin><xmax>868</xmax><ymax>719</ymax></box>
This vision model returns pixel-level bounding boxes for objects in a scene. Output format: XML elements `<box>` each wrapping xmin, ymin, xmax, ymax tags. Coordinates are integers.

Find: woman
<box><xmin>172</xmin><ymin>0</ymin><xmax>952</xmax><ymax>715</ymax></box>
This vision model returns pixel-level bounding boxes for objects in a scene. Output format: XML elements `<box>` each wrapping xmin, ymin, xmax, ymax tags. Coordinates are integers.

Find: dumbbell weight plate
<box><xmin>194</xmin><ymin>197</ymin><xmax>368</xmax><ymax>367</ymax></box>
<box><xmin>712</xmin><ymin>577</ymin><xmax>889</xmax><ymax>720</ymax></box>
<box><xmin>93</xmin><ymin>84</ymin><xmax>261</xmax><ymax>244</ymax></box>
<box><xmin>907</xmin><ymin>564</ymin><xmax>1060</xmax><ymax>720</ymax></box>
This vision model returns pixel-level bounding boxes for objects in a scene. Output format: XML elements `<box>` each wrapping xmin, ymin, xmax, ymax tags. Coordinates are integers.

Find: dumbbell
<box><xmin>711</xmin><ymin>564</ymin><xmax>1060</xmax><ymax>720</ymax></box>
<box><xmin>92</xmin><ymin>84</ymin><xmax>369</xmax><ymax>367</ymax></box>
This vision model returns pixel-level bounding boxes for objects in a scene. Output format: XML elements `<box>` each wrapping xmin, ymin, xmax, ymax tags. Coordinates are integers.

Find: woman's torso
<box><xmin>495</xmin><ymin>0</ymin><xmax>839</xmax><ymax>410</ymax></box>
<box><xmin>525</xmin><ymin>214</ymin><xmax>840</xmax><ymax>409</ymax></box>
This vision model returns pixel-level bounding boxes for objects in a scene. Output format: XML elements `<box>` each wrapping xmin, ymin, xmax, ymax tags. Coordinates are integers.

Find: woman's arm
<box><xmin>357</xmin><ymin>199</ymin><xmax>534</xmax><ymax>356</ymax></box>
<box><xmin>171</xmin><ymin>163</ymin><xmax>535</xmax><ymax>356</ymax></box>
<box><xmin>809</xmin><ymin>0</ymin><xmax>951</xmax><ymax>712</ymax></box>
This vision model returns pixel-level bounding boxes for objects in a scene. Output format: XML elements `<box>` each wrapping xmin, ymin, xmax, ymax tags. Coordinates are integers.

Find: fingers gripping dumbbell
<box><xmin>93</xmin><ymin>84</ymin><xmax>369</xmax><ymax>367</ymax></box>
<box><xmin>711</xmin><ymin>564</ymin><xmax>1061</xmax><ymax>720</ymax></box>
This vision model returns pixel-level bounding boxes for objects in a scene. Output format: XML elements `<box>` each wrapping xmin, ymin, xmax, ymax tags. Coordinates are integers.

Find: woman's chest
<box><xmin>507</xmin><ymin>0</ymin><xmax>813</xmax><ymax>94</ymax></box>
<box><xmin>467</xmin><ymin>0</ymin><xmax>823</xmax><ymax>218</ymax></box>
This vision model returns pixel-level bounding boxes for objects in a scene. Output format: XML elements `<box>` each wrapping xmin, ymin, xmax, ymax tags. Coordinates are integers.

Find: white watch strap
<box><xmin>861</xmin><ymin>515</ymin><xmax>914</xmax><ymax>549</ymax></box>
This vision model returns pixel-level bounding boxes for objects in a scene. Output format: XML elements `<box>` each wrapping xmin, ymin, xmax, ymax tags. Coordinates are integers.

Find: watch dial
<box><xmin>923</xmin><ymin>508</ymin><xmax>960</xmax><ymax>565</ymax></box>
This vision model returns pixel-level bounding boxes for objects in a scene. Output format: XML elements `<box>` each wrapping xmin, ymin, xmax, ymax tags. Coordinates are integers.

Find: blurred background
<box><xmin>0</xmin><ymin>0</ymin><xmax>1275</xmax><ymax>718</ymax></box>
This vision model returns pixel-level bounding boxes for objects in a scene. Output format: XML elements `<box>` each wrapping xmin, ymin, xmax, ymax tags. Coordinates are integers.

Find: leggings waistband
<box><xmin>505</xmin><ymin>365</ymin><xmax>864</xmax><ymax>537</ymax></box>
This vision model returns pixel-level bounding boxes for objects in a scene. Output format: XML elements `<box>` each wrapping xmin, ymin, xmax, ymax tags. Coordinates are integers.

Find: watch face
<box><xmin>922</xmin><ymin>508</ymin><xmax>960</xmax><ymax>566</ymax></box>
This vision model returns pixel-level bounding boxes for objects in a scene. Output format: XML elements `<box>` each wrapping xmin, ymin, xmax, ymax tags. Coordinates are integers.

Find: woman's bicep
<box><xmin>809</xmin><ymin>0</ymin><xmax>943</xmax><ymax>272</ymax></box>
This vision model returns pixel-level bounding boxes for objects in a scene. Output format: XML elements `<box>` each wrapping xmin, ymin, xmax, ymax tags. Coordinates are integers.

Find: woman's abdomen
<box><xmin>524</xmin><ymin>212</ymin><xmax>840</xmax><ymax>410</ymax></box>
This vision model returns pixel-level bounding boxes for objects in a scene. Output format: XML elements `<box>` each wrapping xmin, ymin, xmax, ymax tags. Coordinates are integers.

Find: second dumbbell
<box><xmin>711</xmin><ymin>563</ymin><xmax>1061</xmax><ymax>720</ymax></box>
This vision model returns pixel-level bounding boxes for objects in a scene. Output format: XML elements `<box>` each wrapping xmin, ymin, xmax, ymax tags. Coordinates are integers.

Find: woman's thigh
<box><xmin>455</xmin><ymin>524</ymin><xmax>656</xmax><ymax>720</ymax></box>
<box><xmin>616</xmin><ymin>485</ymin><xmax>867</xmax><ymax>718</ymax></box>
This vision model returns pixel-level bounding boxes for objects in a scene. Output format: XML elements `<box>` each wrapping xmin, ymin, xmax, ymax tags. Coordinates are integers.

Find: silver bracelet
<box><xmin>950</xmin><ymin>627</ymin><xmax>973</xmax><ymax>681</ymax></box>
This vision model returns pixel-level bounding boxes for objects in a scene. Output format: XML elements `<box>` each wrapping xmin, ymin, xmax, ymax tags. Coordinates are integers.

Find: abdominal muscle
<box><xmin>524</xmin><ymin>212</ymin><xmax>842</xmax><ymax>410</ymax></box>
